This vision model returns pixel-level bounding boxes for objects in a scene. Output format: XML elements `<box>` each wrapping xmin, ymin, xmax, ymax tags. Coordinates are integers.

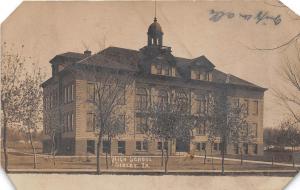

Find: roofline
<box><xmin>136</xmin><ymin>73</ymin><xmax>267</xmax><ymax>92</ymax></box>
<box><xmin>42</xmin><ymin>64</ymin><xmax>267</xmax><ymax>92</ymax></box>
<box><xmin>41</xmin><ymin>77</ymin><xmax>54</xmax><ymax>88</ymax></box>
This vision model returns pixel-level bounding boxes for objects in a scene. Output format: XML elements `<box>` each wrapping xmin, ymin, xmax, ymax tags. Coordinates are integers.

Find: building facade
<box><xmin>42</xmin><ymin>18</ymin><xmax>266</xmax><ymax>156</ymax></box>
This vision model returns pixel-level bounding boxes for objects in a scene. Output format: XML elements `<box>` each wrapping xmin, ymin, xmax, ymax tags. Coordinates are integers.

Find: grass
<box><xmin>2</xmin><ymin>151</ymin><xmax>299</xmax><ymax>172</ymax></box>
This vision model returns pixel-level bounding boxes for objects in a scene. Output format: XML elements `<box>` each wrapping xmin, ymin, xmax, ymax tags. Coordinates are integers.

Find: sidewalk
<box><xmin>194</xmin><ymin>155</ymin><xmax>300</xmax><ymax>168</ymax></box>
<box><xmin>7</xmin><ymin>168</ymin><xmax>299</xmax><ymax>176</ymax></box>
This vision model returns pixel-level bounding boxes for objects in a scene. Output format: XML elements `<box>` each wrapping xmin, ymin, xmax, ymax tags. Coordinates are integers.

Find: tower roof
<box><xmin>147</xmin><ymin>17</ymin><xmax>163</xmax><ymax>36</ymax></box>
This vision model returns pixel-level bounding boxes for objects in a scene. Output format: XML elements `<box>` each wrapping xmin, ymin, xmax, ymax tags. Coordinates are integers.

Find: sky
<box><xmin>1</xmin><ymin>0</ymin><xmax>300</xmax><ymax>128</ymax></box>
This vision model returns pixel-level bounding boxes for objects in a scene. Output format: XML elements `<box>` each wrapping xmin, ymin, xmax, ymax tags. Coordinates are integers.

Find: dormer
<box><xmin>151</xmin><ymin>62</ymin><xmax>176</xmax><ymax>77</ymax></box>
<box><xmin>189</xmin><ymin>56</ymin><xmax>215</xmax><ymax>82</ymax></box>
<box><xmin>149</xmin><ymin>50</ymin><xmax>177</xmax><ymax>77</ymax></box>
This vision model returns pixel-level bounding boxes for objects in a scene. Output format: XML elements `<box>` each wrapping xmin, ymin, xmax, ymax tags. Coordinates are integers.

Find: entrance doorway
<box><xmin>176</xmin><ymin>139</ymin><xmax>190</xmax><ymax>153</ymax></box>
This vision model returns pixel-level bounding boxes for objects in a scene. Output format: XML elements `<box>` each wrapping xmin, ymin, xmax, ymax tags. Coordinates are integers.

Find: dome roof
<box><xmin>147</xmin><ymin>17</ymin><xmax>163</xmax><ymax>36</ymax></box>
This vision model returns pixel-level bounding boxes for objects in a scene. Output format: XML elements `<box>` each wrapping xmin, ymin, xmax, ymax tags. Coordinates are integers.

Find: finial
<box><xmin>154</xmin><ymin>0</ymin><xmax>157</xmax><ymax>21</ymax></box>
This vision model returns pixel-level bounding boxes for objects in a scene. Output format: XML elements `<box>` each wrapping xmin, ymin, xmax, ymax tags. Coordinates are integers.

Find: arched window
<box><xmin>175</xmin><ymin>90</ymin><xmax>189</xmax><ymax>112</ymax></box>
<box><xmin>158</xmin><ymin>90</ymin><xmax>168</xmax><ymax>110</ymax></box>
<box><xmin>136</xmin><ymin>88</ymin><xmax>148</xmax><ymax>110</ymax></box>
<box><xmin>156</xmin><ymin>64</ymin><xmax>162</xmax><ymax>74</ymax></box>
<box><xmin>163</xmin><ymin>65</ymin><xmax>171</xmax><ymax>76</ymax></box>
<box><xmin>196</xmin><ymin>94</ymin><xmax>208</xmax><ymax>114</ymax></box>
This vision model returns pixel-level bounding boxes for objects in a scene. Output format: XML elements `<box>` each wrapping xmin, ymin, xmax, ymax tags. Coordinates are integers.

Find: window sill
<box><xmin>135</xmin><ymin>150</ymin><xmax>148</xmax><ymax>153</ymax></box>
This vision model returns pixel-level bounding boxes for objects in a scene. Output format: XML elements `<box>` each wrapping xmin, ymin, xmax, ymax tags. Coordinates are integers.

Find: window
<box><xmin>118</xmin><ymin>115</ymin><xmax>126</xmax><ymax>134</ymax></box>
<box><xmin>136</xmin><ymin>141</ymin><xmax>148</xmax><ymax>151</ymax></box>
<box><xmin>234</xmin><ymin>144</ymin><xmax>239</xmax><ymax>154</ymax></box>
<box><xmin>158</xmin><ymin>90</ymin><xmax>168</xmax><ymax>110</ymax></box>
<box><xmin>71</xmin><ymin>85</ymin><xmax>74</xmax><ymax>101</ymax></box>
<box><xmin>196</xmin><ymin>143</ymin><xmax>201</xmax><ymax>151</ymax></box>
<box><xmin>136</xmin><ymin>88</ymin><xmax>148</xmax><ymax>110</ymax></box>
<box><xmin>205</xmin><ymin>72</ymin><xmax>210</xmax><ymax>81</ymax></box>
<box><xmin>213</xmin><ymin>143</ymin><xmax>218</xmax><ymax>151</ymax></box>
<box><xmin>103</xmin><ymin>140</ymin><xmax>111</xmax><ymax>154</ymax></box>
<box><xmin>136</xmin><ymin>115</ymin><xmax>147</xmax><ymax>133</ymax></box>
<box><xmin>197</xmin><ymin>94</ymin><xmax>208</xmax><ymax>114</ymax></box>
<box><xmin>232</xmin><ymin>98</ymin><xmax>239</xmax><ymax>107</ymax></box>
<box><xmin>176</xmin><ymin>90</ymin><xmax>189</xmax><ymax>112</ymax></box>
<box><xmin>250</xmin><ymin>123</ymin><xmax>258</xmax><ymax>137</ymax></box>
<box><xmin>156</xmin><ymin>64</ymin><xmax>162</xmax><ymax>74</ymax></box>
<box><xmin>244</xmin><ymin>99</ymin><xmax>249</xmax><ymax>115</ymax></box>
<box><xmin>71</xmin><ymin>113</ymin><xmax>74</xmax><ymax>131</ymax></box>
<box><xmin>219</xmin><ymin>142</ymin><xmax>224</xmax><ymax>152</ymax></box>
<box><xmin>87</xmin><ymin>113</ymin><xmax>95</xmax><ymax>132</ymax></box>
<box><xmin>243</xmin><ymin>143</ymin><xmax>248</xmax><ymax>154</ymax></box>
<box><xmin>253</xmin><ymin>100</ymin><xmax>259</xmax><ymax>115</ymax></box>
<box><xmin>72</xmin><ymin>113</ymin><xmax>75</xmax><ymax>131</ymax></box>
<box><xmin>253</xmin><ymin>144</ymin><xmax>258</xmax><ymax>154</ymax></box>
<box><xmin>87</xmin><ymin>83</ymin><xmax>95</xmax><ymax>101</ymax></box>
<box><xmin>195</xmin><ymin>70</ymin><xmax>201</xmax><ymax>80</ymax></box>
<box><xmin>118</xmin><ymin>85</ymin><xmax>126</xmax><ymax>105</ymax></box>
<box><xmin>87</xmin><ymin>140</ymin><xmax>95</xmax><ymax>154</ymax></box>
<box><xmin>202</xmin><ymin>143</ymin><xmax>206</xmax><ymax>151</ymax></box>
<box><xmin>163</xmin><ymin>65</ymin><xmax>171</xmax><ymax>76</ymax></box>
<box><xmin>68</xmin><ymin>86</ymin><xmax>72</xmax><ymax>102</ymax></box>
<box><xmin>195</xmin><ymin>70</ymin><xmax>209</xmax><ymax>81</ymax></box>
<box><xmin>157</xmin><ymin>142</ymin><xmax>168</xmax><ymax>151</ymax></box>
<box><xmin>64</xmin><ymin>87</ymin><xmax>68</xmax><ymax>104</ymax></box>
<box><xmin>197</xmin><ymin>143</ymin><xmax>206</xmax><ymax>151</ymax></box>
<box><xmin>194</xmin><ymin>70</ymin><xmax>207</xmax><ymax>80</ymax></box>
<box><xmin>196</xmin><ymin>122</ymin><xmax>206</xmax><ymax>135</ymax></box>
<box><xmin>67</xmin><ymin>114</ymin><xmax>70</xmax><ymax>132</ymax></box>
<box><xmin>118</xmin><ymin>141</ymin><xmax>126</xmax><ymax>154</ymax></box>
<box><xmin>63</xmin><ymin>114</ymin><xmax>67</xmax><ymax>132</ymax></box>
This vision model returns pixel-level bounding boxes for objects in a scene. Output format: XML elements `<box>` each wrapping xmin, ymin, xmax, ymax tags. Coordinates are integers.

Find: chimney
<box><xmin>84</xmin><ymin>50</ymin><xmax>92</xmax><ymax>57</ymax></box>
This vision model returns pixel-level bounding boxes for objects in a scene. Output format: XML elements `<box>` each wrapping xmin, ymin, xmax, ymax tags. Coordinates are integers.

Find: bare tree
<box><xmin>229</xmin><ymin>101</ymin><xmax>254</xmax><ymax>166</ymax></box>
<box><xmin>74</xmin><ymin>64</ymin><xmax>134</xmax><ymax>174</ymax></box>
<box><xmin>209</xmin><ymin>86</ymin><xmax>248</xmax><ymax>174</ymax></box>
<box><xmin>146</xmin><ymin>88</ymin><xmax>197</xmax><ymax>173</ymax></box>
<box><xmin>103</xmin><ymin>114</ymin><xmax>128</xmax><ymax>169</ymax></box>
<box><xmin>277</xmin><ymin>119</ymin><xmax>300</xmax><ymax>168</ymax></box>
<box><xmin>199</xmin><ymin>92</ymin><xmax>215</xmax><ymax>166</ymax></box>
<box><xmin>1</xmin><ymin>44</ymin><xmax>36</xmax><ymax>172</ymax></box>
<box><xmin>263</xmin><ymin>127</ymin><xmax>283</xmax><ymax>166</ymax></box>
<box><xmin>274</xmin><ymin>48</ymin><xmax>300</xmax><ymax>123</ymax></box>
<box><xmin>19</xmin><ymin>65</ymin><xmax>44</xmax><ymax>168</ymax></box>
<box><xmin>43</xmin><ymin>105</ymin><xmax>61</xmax><ymax>166</ymax></box>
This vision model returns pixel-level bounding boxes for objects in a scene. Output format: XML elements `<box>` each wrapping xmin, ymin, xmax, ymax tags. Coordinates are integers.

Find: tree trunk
<box><xmin>211</xmin><ymin>143</ymin><xmax>214</xmax><ymax>169</ymax></box>
<box><xmin>292</xmin><ymin>146</ymin><xmax>295</xmax><ymax>168</ymax></box>
<box><xmin>164</xmin><ymin>144</ymin><xmax>169</xmax><ymax>174</ymax></box>
<box><xmin>51</xmin><ymin>133</ymin><xmax>56</xmax><ymax>166</ymax></box>
<box><xmin>240</xmin><ymin>147</ymin><xmax>243</xmax><ymax>166</ymax></box>
<box><xmin>109</xmin><ymin>137</ymin><xmax>113</xmax><ymax>166</ymax></box>
<box><xmin>105</xmin><ymin>149</ymin><xmax>108</xmax><ymax>170</ymax></box>
<box><xmin>221</xmin><ymin>140</ymin><xmax>225</xmax><ymax>175</ymax></box>
<box><xmin>2</xmin><ymin>120</ymin><xmax>8</xmax><ymax>173</ymax></box>
<box><xmin>28</xmin><ymin>129</ymin><xmax>37</xmax><ymax>169</ymax></box>
<box><xmin>161</xmin><ymin>140</ymin><xmax>164</xmax><ymax>167</ymax></box>
<box><xmin>96</xmin><ymin>133</ymin><xmax>103</xmax><ymax>174</ymax></box>
<box><xmin>204</xmin><ymin>149</ymin><xmax>207</xmax><ymax>165</ymax></box>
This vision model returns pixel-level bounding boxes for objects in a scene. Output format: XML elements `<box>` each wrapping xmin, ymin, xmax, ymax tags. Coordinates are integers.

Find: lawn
<box><xmin>2</xmin><ymin>151</ymin><xmax>299</xmax><ymax>172</ymax></box>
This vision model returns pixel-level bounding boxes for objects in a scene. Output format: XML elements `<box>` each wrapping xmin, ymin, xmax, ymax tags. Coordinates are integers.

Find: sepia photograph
<box><xmin>1</xmin><ymin>0</ymin><xmax>300</xmax><ymax>189</ymax></box>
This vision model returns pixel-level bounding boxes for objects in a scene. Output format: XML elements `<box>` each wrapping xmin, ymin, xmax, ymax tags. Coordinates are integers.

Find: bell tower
<box><xmin>147</xmin><ymin>17</ymin><xmax>163</xmax><ymax>47</ymax></box>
